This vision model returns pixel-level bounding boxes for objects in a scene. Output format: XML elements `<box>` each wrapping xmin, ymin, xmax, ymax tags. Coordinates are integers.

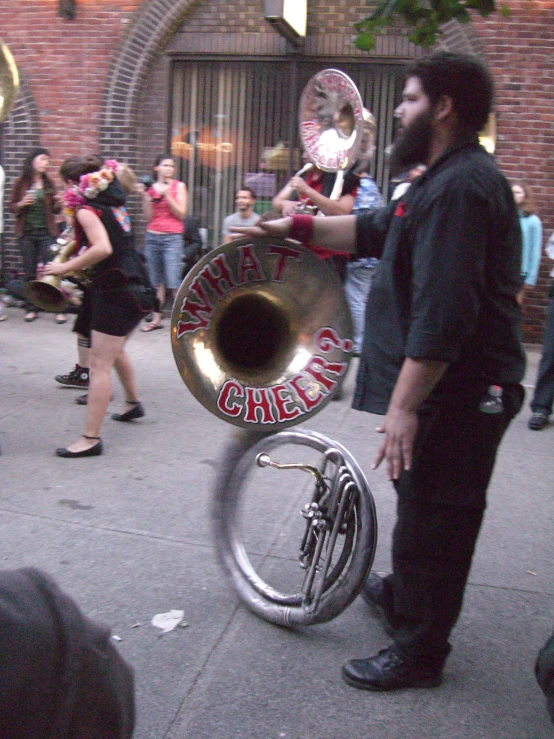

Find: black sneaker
<box><xmin>342</xmin><ymin>647</ymin><xmax>443</xmax><ymax>691</ymax></box>
<box><xmin>55</xmin><ymin>364</ymin><xmax>90</xmax><ymax>389</ymax></box>
<box><xmin>361</xmin><ymin>573</ymin><xmax>396</xmax><ymax>637</ymax></box>
<box><xmin>528</xmin><ymin>412</ymin><xmax>549</xmax><ymax>430</ymax></box>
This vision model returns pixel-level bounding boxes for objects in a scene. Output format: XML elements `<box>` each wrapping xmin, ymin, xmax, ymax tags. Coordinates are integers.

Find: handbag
<box><xmin>127</xmin><ymin>281</ymin><xmax>159</xmax><ymax>313</ymax></box>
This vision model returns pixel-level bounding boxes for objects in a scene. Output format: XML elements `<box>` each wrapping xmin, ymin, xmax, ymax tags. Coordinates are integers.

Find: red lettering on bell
<box><xmin>217</xmin><ymin>380</ymin><xmax>244</xmax><ymax>417</ymax></box>
<box><xmin>268</xmin><ymin>244</ymin><xmax>302</xmax><ymax>282</ymax></box>
<box><xmin>176</xmin><ymin>281</ymin><xmax>214</xmax><ymax>336</ymax></box>
<box><xmin>304</xmin><ymin>355</ymin><xmax>345</xmax><ymax>392</ymax></box>
<box><xmin>289</xmin><ymin>375</ymin><xmax>324</xmax><ymax>412</ymax></box>
<box><xmin>269</xmin><ymin>385</ymin><xmax>303</xmax><ymax>422</ymax></box>
<box><xmin>244</xmin><ymin>388</ymin><xmax>276</xmax><ymax>424</ymax></box>
<box><xmin>237</xmin><ymin>245</ymin><xmax>265</xmax><ymax>285</ymax></box>
<box><xmin>198</xmin><ymin>253</ymin><xmax>237</xmax><ymax>298</ymax></box>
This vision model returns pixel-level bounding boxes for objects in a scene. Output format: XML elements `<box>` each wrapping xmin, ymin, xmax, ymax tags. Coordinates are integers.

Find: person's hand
<box><xmin>154</xmin><ymin>182</ymin><xmax>168</xmax><ymax>197</ymax></box>
<box><xmin>281</xmin><ymin>201</ymin><xmax>297</xmax><ymax>216</ymax></box>
<box><xmin>230</xmin><ymin>217</ymin><xmax>291</xmax><ymax>240</ymax></box>
<box><xmin>372</xmin><ymin>407</ymin><xmax>419</xmax><ymax>481</ymax></box>
<box><xmin>135</xmin><ymin>182</ymin><xmax>146</xmax><ymax>195</ymax></box>
<box><xmin>42</xmin><ymin>261</ymin><xmax>71</xmax><ymax>277</ymax></box>
<box><xmin>516</xmin><ymin>285</ymin><xmax>531</xmax><ymax>306</ymax></box>
<box><xmin>19</xmin><ymin>191</ymin><xmax>36</xmax><ymax>208</ymax></box>
<box><xmin>289</xmin><ymin>177</ymin><xmax>310</xmax><ymax>195</ymax></box>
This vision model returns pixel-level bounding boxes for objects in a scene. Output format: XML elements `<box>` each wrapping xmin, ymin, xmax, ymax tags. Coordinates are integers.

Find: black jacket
<box><xmin>0</xmin><ymin>568</ymin><xmax>135</xmax><ymax>738</ymax></box>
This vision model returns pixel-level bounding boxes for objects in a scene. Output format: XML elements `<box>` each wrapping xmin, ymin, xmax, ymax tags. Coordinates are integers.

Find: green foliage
<box><xmin>354</xmin><ymin>0</ymin><xmax>506</xmax><ymax>49</ymax></box>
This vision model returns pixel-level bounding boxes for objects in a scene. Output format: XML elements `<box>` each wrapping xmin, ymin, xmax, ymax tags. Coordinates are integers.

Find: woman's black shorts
<box><xmin>73</xmin><ymin>286</ymin><xmax>143</xmax><ymax>338</ymax></box>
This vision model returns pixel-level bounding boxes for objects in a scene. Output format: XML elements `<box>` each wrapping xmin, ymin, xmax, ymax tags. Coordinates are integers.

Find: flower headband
<box><xmin>63</xmin><ymin>159</ymin><xmax>119</xmax><ymax>217</ymax></box>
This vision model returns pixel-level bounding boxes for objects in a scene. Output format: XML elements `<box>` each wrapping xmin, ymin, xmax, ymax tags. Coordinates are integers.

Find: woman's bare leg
<box><xmin>63</xmin><ymin>330</ymin><xmax>126</xmax><ymax>452</ymax></box>
<box><xmin>113</xmin><ymin>340</ymin><xmax>140</xmax><ymax>414</ymax></box>
<box><xmin>142</xmin><ymin>284</ymin><xmax>164</xmax><ymax>329</ymax></box>
<box><xmin>76</xmin><ymin>334</ymin><xmax>90</xmax><ymax>369</ymax></box>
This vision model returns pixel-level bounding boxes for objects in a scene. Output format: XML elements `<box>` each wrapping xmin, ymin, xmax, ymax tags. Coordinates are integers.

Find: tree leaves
<box><xmin>353</xmin><ymin>0</ymin><xmax>507</xmax><ymax>49</ymax></box>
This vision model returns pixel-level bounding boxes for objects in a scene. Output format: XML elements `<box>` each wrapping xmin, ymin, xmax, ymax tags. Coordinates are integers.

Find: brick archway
<box><xmin>99</xmin><ymin>3</ymin><xmax>482</xmax><ymax>171</ymax></box>
<box><xmin>100</xmin><ymin>0</ymin><xmax>197</xmax><ymax>168</ymax></box>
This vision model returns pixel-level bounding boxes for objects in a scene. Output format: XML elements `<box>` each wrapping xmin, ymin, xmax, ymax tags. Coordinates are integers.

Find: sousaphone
<box><xmin>171</xmin><ymin>70</ymin><xmax>377</xmax><ymax>626</ymax></box>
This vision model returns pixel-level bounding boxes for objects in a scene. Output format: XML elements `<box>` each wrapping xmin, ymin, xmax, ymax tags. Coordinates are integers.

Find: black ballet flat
<box><xmin>111</xmin><ymin>401</ymin><xmax>145</xmax><ymax>422</ymax></box>
<box><xmin>56</xmin><ymin>435</ymin><xmax>103</xmax><ymax>458</ymax></box>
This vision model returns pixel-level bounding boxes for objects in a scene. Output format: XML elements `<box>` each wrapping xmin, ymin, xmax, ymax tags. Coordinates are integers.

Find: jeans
<box><xmin>20</xmin><ymin>229</ymin><xmax>54</xmax><ymax>311</ymax></box>
<box><xmin>144</xmin><ymin>232</ymin><xmax>184</xmax><ymax>290</ymax></box>
<box><xmin>344</xmin><ymin>261</ymin><xmax>377</xmax><ymax>353</ymax></box>
<box><xmin>530</xmin><ymin>288</ymin><xmax>554</xmax><ymax>415</ymax></box>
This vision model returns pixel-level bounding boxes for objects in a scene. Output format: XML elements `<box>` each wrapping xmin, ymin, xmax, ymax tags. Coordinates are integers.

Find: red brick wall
<box><xmin>474</xmin><ymin>1</ymin><xmax>554</xmax><ymax>342</ymax></box>
<box><xmin>0</xmin><ymin>0</ymin><xmax>142</xmax><ymax>168</ymax></box>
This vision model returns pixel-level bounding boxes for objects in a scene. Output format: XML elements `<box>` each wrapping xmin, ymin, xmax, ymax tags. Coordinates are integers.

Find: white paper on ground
<box><xmin>151</xmin><ymin>610</ymin><xmax>184</xmax><ymax>633</ymax></box>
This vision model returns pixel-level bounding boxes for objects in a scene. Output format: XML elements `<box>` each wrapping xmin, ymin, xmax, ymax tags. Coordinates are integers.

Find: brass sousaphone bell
<box><xmin>23</xmin><ymin>234</ymin><xmax>81</xmax><ymax>312</ymax></box>
<box><xmin>171</xmin><ymin>69</ymin><xmax>365</xmax><ymax>430</ymax></box>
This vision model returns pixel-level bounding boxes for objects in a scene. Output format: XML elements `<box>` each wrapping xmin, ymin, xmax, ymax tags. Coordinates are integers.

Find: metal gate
<box><xmin>170</xmin><ymin>59</ymin><xmax>403</xmax><ymax>249</ymax></box>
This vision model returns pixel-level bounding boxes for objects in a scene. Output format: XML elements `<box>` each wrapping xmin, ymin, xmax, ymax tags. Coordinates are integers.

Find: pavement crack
<box><xmin>161</xmin><ymin>601</ymin><xmax>242</xmax><ymax>739</ymax></box>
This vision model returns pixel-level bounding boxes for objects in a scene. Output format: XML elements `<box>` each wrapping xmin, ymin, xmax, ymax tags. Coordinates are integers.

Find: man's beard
<box><xmin>389</xmin><ymin>109</ymin><xmax>433</xmax><ymax>175</ymax></box>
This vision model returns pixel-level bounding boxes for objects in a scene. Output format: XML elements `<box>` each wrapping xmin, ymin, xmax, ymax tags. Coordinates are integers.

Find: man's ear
<box><xmin>433</xmin><ymin>95</ymin><xmax>454</xmax><ymax>122</ymax></box>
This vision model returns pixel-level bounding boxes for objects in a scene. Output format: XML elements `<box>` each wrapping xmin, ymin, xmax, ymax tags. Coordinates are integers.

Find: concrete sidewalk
<box><xmin>1</xmin><ymin>309</ymin><xmax>553</xmax><ymax>739</ymax></box>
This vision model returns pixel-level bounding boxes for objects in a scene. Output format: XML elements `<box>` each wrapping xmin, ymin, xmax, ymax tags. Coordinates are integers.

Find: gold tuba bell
<box><xmin>171</xmin><ymin>235</ymin><xmax>353</xmax><ymax>430</ymax></box>
<box><xmin>23</xmin><ymin>236</ymin><xmax>80</xmax><ymax>312</ymax></box>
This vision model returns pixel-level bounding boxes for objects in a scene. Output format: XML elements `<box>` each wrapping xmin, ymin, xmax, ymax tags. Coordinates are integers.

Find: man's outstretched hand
<box><xmin>230</xmin><ymin>217</ymin><xmax>291</xmax><ymax>239</ymax></box>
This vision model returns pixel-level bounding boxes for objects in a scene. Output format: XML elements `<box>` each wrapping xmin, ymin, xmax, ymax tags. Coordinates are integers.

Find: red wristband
<box><xmin>289</xmin><ymin>214</ymin><xmax>314</xmax><ymax>245</ymax></box>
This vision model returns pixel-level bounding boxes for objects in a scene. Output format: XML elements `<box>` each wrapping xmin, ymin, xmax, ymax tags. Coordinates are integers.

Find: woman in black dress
<box><xmin>44</xmin><ymin>155</ymin><xmax>155</xmax><ymax>457</ymax></box>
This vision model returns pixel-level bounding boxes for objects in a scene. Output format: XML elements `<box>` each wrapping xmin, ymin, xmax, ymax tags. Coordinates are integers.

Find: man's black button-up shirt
<box><xmin>353</xmin><ymin>140</ymin><xmax>525</xmax><ymax>415</ymax></box>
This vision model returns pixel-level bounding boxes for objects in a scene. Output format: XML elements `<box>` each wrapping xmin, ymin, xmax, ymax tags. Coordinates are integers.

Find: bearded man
<box><xmin>232</xmin><ymin>51</ymin><xmax>525</xmax><ymax>691</ymax></box>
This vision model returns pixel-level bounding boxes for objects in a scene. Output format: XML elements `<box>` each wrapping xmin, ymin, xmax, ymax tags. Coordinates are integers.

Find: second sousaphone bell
<box><xmin>23</xmin><ymin>236</ymin><xmax>81</xmax><ymax>312</ymax></box>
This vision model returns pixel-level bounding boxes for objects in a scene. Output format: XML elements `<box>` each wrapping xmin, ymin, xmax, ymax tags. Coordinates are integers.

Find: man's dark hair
<box><xmin>405</xmin><ymin>51</ymin><xmax>494</xmax><ymax>135</ymax></box>
<box><xmin>235</xmin><ymin>186</ymin><xmax>256</xmax><ymax>200</ymax></box>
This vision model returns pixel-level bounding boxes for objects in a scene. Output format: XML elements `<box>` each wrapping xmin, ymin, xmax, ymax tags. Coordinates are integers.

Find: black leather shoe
<box><xmin>361</xmin><ymin>573</ymin><xmax>396</xmax><ymax>637</ymax></box>
<box><xmin>111</xmin><ymin>401</ymin><xmax>145</xmax><ymax>422</ymax></box>
<box><xmin>56</xmin><ymin>437</ymin><xmax>103</xmax><ymax>458</ymax></box>
<box><xmin>342</xmin><ymin>648</ymin><xmax>443</xmax><ymax>692</ymax></box>
<box><xmin>528</xmin><ymin>412</ymin><xmax>549</xmax><ymax>430</ymax></box>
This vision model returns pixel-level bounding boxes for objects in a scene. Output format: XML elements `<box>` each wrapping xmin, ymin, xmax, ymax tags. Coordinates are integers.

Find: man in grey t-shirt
<box><xmin>222</xmin><ymin>187</ymin><xmax>259</xmax><ymax>243</ymax></box>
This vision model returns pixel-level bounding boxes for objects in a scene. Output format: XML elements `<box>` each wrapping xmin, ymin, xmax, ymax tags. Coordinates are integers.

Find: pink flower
<box><xmin>104</xmin><ymin>159</ymin><xmax>119</xmax><ymax>172</ymax></box>
<box><xmin>64</xmin><ymin>186</ymin><xmax>85</xmax><ymax>210</ymax></box>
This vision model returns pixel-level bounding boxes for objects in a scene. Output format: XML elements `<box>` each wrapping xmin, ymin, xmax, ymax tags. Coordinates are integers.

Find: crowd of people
<box><xmin>0</xmin><ymin>80</ymin><xmax>552</xmax><ymax>440</ymax></box>
<box><xmin>0</xmin><ymin>49</ymin><xmax>553</xmax><ymax>730</ymax></box>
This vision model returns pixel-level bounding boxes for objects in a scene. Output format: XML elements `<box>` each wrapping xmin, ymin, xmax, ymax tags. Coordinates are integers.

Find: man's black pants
<box><xmin>378</xmin><ymin>384</ymin><xmax>523</xmax><ymax>668</ymax></box>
